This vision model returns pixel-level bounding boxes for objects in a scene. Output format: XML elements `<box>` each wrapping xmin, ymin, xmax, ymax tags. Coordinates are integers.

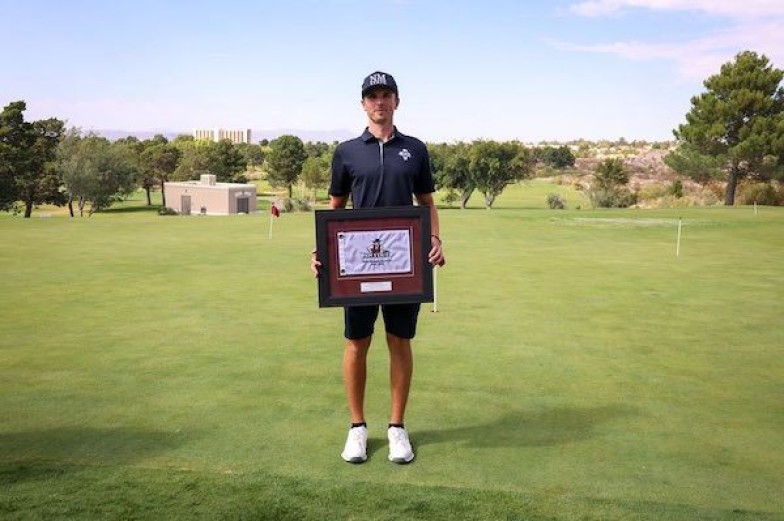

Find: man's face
<box><xmin>361</xmin><ymin>88</ymin><xmax>399</xmax><ymax>124</ymax></box>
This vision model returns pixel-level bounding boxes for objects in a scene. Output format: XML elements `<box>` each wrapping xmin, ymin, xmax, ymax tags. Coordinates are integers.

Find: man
<box><xmin>311</xmin><ymin>71</ymin><xmax>445</xmax><ymax>464</ymax></box>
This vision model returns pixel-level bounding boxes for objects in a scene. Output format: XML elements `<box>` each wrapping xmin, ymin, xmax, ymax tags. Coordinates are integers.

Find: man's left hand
<box><xmin>428</xmin><ymin>237</ymin><xmax>445</xmax><ymax>267</ymax></box>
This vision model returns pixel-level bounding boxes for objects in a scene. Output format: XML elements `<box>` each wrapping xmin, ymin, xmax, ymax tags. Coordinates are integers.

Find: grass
<box><xmin>1</xmin><ymin>181</ymin><xmax>782</xmax><ymax>519</ymax></box>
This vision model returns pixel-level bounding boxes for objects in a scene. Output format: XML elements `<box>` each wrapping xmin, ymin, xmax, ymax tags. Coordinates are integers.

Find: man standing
<box><xmin>311</xmin><ymin>71</ymin><xmax>445</xmax><ymax>464</ymax></box>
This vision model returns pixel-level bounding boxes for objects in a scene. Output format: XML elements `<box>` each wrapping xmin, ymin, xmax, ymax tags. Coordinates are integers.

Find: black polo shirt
<box><xmin>329</xmin><ymin>128</ymin><xmax>435</xmax><ymax>208</ymax></box>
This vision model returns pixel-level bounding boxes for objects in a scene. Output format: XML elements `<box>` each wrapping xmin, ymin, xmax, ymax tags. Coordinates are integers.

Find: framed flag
<box><xmin>314</xmin><ymin>206</ymin><xmax>434</xmax><ymax>307</ymax></box>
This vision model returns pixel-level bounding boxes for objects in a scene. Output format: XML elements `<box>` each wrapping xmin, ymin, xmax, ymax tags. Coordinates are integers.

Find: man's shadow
<box><xmin>0</xmin><ymin>427</ymin><xmax>194</xmax><ymax>483</ymax></box>
<box><xmin>366</xmin><ymin>404</ymin><xmax>636</xmax><ymax>457</ymax></box>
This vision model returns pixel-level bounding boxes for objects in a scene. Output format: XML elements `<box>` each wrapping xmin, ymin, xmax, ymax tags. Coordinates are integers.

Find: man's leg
<box><xmin>343</xmin><ymin>336</ymin><xmax>372</xmax><ymax>424</ymax></box>
<box><xmin>386</xmin><ymin>332</ymin><xmax>413</xmax><ymax>425</ymax></box>
<box><xmin>382</xmin><ymin>304</ymin><xmax>418</xmax><ymax>464</ymax></box>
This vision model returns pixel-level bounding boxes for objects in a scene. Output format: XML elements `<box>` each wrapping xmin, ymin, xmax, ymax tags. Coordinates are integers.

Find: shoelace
<box><xmin>389</xmin><ymin>429</ymin><xmax>409</xmax><ymax>445</ymax></box>
<box><xmin>348</xmin><ymin>429</ymin><xmax>366</xmax><ymax>445</ymax></box>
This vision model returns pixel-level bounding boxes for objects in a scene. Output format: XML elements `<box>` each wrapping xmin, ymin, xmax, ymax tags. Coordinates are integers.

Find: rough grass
<box><xmin>1</xmin><ymin>184</ymin><xmax>782</xmax><ymax>520</ymax></box>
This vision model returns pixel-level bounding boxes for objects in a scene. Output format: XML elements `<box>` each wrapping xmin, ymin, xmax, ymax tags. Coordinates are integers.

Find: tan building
<box><xmin>164</xmin><ymin>175</ymin><xmax>257</xmax><ymax>215</ymax></box>
<box><xmin>192</xmin><ymin>128</ymin><xmax>252</xmax><ymax>144</ymax></box>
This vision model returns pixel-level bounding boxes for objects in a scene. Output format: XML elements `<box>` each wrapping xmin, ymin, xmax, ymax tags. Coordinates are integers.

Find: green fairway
<box><xmin>1</xmin><ymin>185</ymin><xmax>782</xmax><ymax>520</ymax></box>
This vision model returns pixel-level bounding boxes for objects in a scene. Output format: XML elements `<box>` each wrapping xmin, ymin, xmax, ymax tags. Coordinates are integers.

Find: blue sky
<box><xmin>2</xmin><ymin>0</ymin><xmax>782</xmax><ymax>142</ymax></box>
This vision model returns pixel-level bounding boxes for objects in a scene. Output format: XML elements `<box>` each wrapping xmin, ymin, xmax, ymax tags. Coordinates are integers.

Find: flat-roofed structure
<box><xmin>164</xmin><ymin>174</ymin><xmax>257</xmax><ymax>215</ymax></box>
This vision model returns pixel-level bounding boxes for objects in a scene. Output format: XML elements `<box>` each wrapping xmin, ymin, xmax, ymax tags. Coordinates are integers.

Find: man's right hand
<box><xmin>310</xmin><ymin>251</ymin><xmax>321</xmax><ymax>277</ymax></box>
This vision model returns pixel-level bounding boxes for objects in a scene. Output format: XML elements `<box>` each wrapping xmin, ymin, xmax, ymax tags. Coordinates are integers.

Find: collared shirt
<box><xmin>329</xmin><ymin>128</ymin><xmax>435</xmax><ymax>208</ymax></box>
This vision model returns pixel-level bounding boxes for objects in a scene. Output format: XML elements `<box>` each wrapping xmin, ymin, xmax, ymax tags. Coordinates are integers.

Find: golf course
<box><xmin>1</xmin><ymin>181</ymin><xmax>782</xmax><ymax>520</ymax></box>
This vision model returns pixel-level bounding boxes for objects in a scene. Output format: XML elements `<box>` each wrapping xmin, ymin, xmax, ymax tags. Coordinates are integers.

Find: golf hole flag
<box><xmin>337</xmin><ymin>230</ymin><xmax>411</xmax><ymax>276</ymax></box>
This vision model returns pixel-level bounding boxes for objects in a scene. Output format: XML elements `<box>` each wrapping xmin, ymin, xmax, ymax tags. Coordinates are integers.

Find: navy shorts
<box><xmin>344</xmin><ymin>303</ymin><xmax>421</xmax><ymax>340</ymax></box>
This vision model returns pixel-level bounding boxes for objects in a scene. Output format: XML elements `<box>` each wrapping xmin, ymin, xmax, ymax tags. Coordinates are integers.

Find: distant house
<box><xmin>164</xmin><ymin>175</ymin><xmax>257</xmax><ymax>215</ymax></box>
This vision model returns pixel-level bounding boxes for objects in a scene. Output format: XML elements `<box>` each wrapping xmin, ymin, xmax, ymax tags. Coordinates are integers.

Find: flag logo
<box><xmin>337</xmin><ymin>230</ymin><xmax>412</xmax><ymax>276</ymax></box>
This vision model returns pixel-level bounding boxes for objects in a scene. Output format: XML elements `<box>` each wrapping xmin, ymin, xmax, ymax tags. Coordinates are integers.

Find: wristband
<box><xmin>430</xmin><ymin>234</ymin><xmax>442</xmax><ymax>245</ymax></box>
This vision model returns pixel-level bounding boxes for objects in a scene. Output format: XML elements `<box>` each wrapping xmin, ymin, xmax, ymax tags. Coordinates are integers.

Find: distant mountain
<box><xmin>91</xmin><ymin>128</ymin><xmax>354</xmax><ymax>143</ymax></box>
<box><xmin>91</xmin><ymin>129</ymin><xmax>184</xmax><ymax>142</ymax></box>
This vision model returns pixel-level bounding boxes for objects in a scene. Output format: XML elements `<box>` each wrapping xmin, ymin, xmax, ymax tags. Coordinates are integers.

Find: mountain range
<box><xmin>90</xmin><ymin>128</ymin><xmax>355</xmax><ymax>144</ymax></box>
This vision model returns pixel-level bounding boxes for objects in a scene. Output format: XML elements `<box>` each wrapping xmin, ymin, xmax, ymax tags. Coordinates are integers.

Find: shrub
<box><xmin>739</xmin><ymin>182</ymin><xmax>782</xmax><ymax>206</ymax></box>
<box><xmin>637</xmin><ymin>183</ymin><xmax>670</xmax><ymax>202</ymax></box>
<box><xmin>547</xmin><ymin>193</ymin><xmax>566</xmax><ymax>209</ymax></box>
<box><xmin>587</xmin><ymin>186</ymin><xmax>636</xmax><ymax>208</ymax></box>
<box><xmin>292</xmin><ymin>198</ymin><xmax>312</xmax><ymax>212</ymax></box>
<box><xmin>441</xmin><ymin>190</ymin><xmax>459</xmax><ymax>207</ymax></box>
<box><xmin>158</xmin><ymin>207</ymin><xmax>178</xmax><ymax>216</ymax></box>
<box><xmin>279</xmin><ymin>197</ymin><xmax>311</xmax><ymax>212</ymax></box>
<box><xmin>671</xmin><ymin>180</ymin><xmax>684</xmax><ymax>198</ymax></box>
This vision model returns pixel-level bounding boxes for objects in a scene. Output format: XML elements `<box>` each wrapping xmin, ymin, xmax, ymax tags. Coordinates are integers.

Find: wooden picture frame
<box><xmin>315</xmin><ymin>206</ymin><xmax>433</xmax><ymax>307</ymax></box>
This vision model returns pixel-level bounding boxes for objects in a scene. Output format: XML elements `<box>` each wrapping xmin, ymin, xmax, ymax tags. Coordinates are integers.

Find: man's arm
<box><xmin>415</xmin><ymin>192</ymin><xmax>445</xmax><ymax>267</ymax></box>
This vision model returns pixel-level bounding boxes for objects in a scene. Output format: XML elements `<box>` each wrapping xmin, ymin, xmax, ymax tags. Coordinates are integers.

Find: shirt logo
<box><xmin>368</xmin><ymin>73</ymin><xmax>387</xmax><ymax>87</ymax></box>
<box><xmin>398</xmin><ymin>148</ymin><xmax>412</xmax><ymax>161</ymax></box>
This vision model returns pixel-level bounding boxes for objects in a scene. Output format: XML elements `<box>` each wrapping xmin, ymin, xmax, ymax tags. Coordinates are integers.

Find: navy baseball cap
<box><xmin>361</xmin><ymin>71</ymin><xmax>398</xmax><ymax>97</ymax></box>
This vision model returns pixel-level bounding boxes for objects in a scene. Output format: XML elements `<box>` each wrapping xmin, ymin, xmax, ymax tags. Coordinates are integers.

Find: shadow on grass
<box><xmin>99</xmin><ymin>204</ymin><xmax>161</xmax><ymax>214</ymax></box>
<box><xmin>416</xmin><ymin>404</ymin><xmax>637</xmax><ymax>448</ymax></box>
<box><xmin>0</xmin><ymin>427</ymin><xmax>194</xmax><ymax>481</ymax></box>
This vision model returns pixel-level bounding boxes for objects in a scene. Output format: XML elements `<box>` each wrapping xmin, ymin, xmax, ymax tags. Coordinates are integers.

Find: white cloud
<box><xmin>559</xmin><ymin>1</ymin><xmax>784</xmax><ymax>79</ymax></box>
<box><xmin>569</xmin><ymin>0</ymin><xmax>784</xmax><ymax>18</ymax></box>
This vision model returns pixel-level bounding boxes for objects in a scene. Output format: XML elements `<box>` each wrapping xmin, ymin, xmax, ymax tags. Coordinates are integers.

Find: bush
<box><xmin>441</xmin><ymin>190</ymin><xmax>459</xmax><ymax>207</ymax></box>
<box><xmin>158</xmin><ymin>207</ymin><xmax>178</xmax><ymax>216</ymax></box>
<box><xmin>292</xmin><ymin>198</ymin><xmax>312</xmax><ymax>212</ymax></box>
<box><xmin>637</xmin><ymin>183</ymin><xmax>671</xmax><ymax>202</ymax></box>
<box><xmin>279</xmin><ymin>197</ymin><xmax>311</xmax><ymax>212</ymax></box>
<box><xmin>739</xmin><ymin>182</ymin><xmax>782</xmax><ymax>206</ymax></box>
<box><xmin>547</xmin><ymin>193</ymin><xmax>566</xmax><ymax>209</ymax></box>
<box><xmin>671</xmin><ymin>179</ymin><xmax>684</xmax><ymax>198</ymax></box>
<box><xmin>587</xmin><ymin>186</ymin><xmax>636</xmax><ymax>208</ymax></box>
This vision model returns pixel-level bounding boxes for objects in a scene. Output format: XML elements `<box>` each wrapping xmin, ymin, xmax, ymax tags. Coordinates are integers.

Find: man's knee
<box><xmin>345</xmin><ymin>336</ymin><xmax>372</xmax><ymax>355</ymax></box>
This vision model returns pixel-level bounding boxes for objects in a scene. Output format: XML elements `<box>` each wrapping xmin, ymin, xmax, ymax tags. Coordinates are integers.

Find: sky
<box><xmin>1</xmin><ymin>0</ymin><xmax>783</xmax><ymax>143</ymax></box>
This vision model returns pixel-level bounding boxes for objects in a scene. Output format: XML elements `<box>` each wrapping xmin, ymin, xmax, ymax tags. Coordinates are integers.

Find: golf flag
<box><xmin>269</xmin><ymin>202</ymin><xmax>280</xmax><ymax>239</ymax></box>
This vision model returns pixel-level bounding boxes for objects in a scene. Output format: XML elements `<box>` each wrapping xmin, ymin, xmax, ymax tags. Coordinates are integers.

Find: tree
<box><xmin>171</xmin><ymin>138</ymin><xmax>209</xmax><ymax>181</ymax></box>
<box><xmin>544</xmin><ymin>145</ymin><xmax>576</xmax><ymax>169</ymax></box>
<box><xmin>266</xmin><ymin>135</ymin><xmax>306</xmax><ymax>197</ymax></box>
<box><xmin>113</xmin><ymin>136</ymin><xmax>146</xmax><ymax>204</ymax></box>
<box><xmin>304</xmin><ymin>141</ymin><xmax>330</xmax><ymax>158</ymax></box>
<box><xmin>593</xmin><ymin>158</ymin><xmax>628</xmax><ymax>189</ymax></box>
<box><xmin>169</xmin><ymin>137</ymin><xmax>247</xmax><ymax>186</ymax></box>
<box><xmin>236</xmin><ymin>142</ymin><xmax>265</xmax><ymax>168</ymax></box>
<box><xmin>663</xmin><ymin>145</ymin><xmax>724</xmax><ymax>186</ymax></box>
<box><xmin>0</xmin><ymin>101</ymin><xmax>66</xmax><ymax>217</ymax></box>
<box><xmin>429</xmin><ymin>142</ymin><xmax>474</xmax><ymax>209</ymax></box>
<box><xmin>674</xmin><ymin>51</ymin><xmax>784</xmax><ymax>205</ymax></box>
<box><xmin>58</xmin><ymin>134</ymin><xmax>136</xmax><ymax>216</ymax></box>
<box><xmin>301</xmin><ymin>154</ymin><xmax>331</xmax><ymax>202</ymax></box>
<box><xmin>469</xmin><ymin>140</ymin><xmax>533</xmax><ymax>208</ymax></box>
<box><xmin>588</xmin><ymin>158</ymin><xmax>635</xmax><ymax>208</ymax></box>
<box><xmin>140</xmin><ymin>142</ymin><xmax>180</xmax><ymax>206</ymax></box>
<box><xmin>204</xmin><ymin>139</ymin><xmax>247</xmax><ymax>183</ymax></box>
<box><xmin>57</xmin><ymin>129</ymin><xmax>87</xmax><ymax>217</ymax></box>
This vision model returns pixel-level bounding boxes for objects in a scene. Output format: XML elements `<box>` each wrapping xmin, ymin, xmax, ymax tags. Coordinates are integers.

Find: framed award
<box><xmin>315</xmin><ymin>206</ymin><xmax>433</xmax><ymax>307</ymax></box>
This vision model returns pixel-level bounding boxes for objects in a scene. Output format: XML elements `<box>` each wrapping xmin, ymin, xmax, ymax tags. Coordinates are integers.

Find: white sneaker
<box><xmin>341</xmin><ymin>426</ymin><xmax>368</xmax><ymax>463</ymax></box>
<box><xmin>387</xmin><ymin>426</ymin><xmax>415</xmax><ymax>464</ymax></box>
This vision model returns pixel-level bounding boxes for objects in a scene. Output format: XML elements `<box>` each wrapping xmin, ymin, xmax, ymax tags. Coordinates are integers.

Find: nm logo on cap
<box><xmin>368</xmin><ymin>73</ymin><xmax>388</xmax><ymax>86</ymax></box>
